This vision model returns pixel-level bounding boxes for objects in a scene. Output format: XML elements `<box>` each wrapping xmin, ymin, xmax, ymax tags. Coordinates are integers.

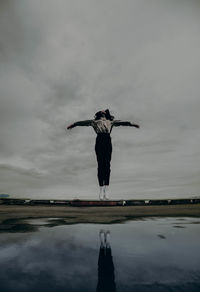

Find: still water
<box><xmin>0</xmin><ymin>217</ymin><xmax>200</xmax><ymax>292</ymax></box>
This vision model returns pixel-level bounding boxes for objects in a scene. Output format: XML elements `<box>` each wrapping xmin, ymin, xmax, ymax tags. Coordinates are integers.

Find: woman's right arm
<box><xmin>113</xmin><ymin>120</ymin><xmax>140</xmax><ymax>128</ymax></box>
<box><xmin>67</xmin><ymin>120</ymin><xmax>93</xmax><ymax>129</ymax></box>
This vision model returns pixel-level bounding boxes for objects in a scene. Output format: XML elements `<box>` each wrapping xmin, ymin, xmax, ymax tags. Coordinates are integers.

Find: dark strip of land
<box><xmin>1</xmin><ymin>197</ymin><xmax>200</xmax><ymax>207</ymax></box>
<box><xmin>0</xmin><ymin>204</ymin><xmax>200</xmax><ymax>225</ymax></box>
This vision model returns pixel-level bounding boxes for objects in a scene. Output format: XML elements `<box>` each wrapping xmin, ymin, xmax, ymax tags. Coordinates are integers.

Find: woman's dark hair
<box><xmin>94</xmin><ymin>111</ymin><xmax>103</xmax><ymax>120</ymax></box>
<box><xmin>94</xmin><ymin>109</ymin><xmax>114</xmax><ymax>121</ymax></box>
<box><xmin>105</xmin><ymin>109</ymin><xmax>114</xmax><ymax>121</ymax></box>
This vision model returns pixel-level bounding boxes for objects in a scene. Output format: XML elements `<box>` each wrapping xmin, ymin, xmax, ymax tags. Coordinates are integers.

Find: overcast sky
<box><xmin>0</xmin><ymin>0</ymin><xmax>200</xmax><ymax>199</ymax></box>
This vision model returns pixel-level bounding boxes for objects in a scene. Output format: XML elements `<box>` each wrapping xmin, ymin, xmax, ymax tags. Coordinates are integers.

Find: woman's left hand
<box><xmin>67</xmin><ymin>124</ymin><xmax>75</xmax><ymax>129</ymax></box>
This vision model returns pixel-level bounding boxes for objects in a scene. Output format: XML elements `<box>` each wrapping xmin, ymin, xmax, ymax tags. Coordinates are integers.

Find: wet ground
<box><xmin>0</xmin><ymin>217</ymin><xmax>200</xmax><ymax>291</ymax></box>
<box><xmin>0</xmin><ymin>204</ymin><xmax>200</xmax><ymax>225</ymax></box>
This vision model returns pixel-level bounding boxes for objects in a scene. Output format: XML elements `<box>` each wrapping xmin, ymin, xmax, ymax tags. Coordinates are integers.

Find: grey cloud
<box><xmin>0</xmin><ymin>0</ymin><xmax>200</xmax><ymax>199</ymax></box>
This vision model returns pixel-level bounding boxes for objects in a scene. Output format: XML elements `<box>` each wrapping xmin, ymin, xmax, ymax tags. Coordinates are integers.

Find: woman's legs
<box><xmin>95</xmin><ymin>146</ymin><xmax>105</xmax><ymax>187</ymax></box>
<box><xmin>103</xmin><ymin>144</ymin><xmax>112</xmax><ymax>200</ymax></box>
<box><xmin>95</xmin><ymin>138</ymin><xmax>105</xmax><ymax>200</ymax></box>
<box><xmin>95</xmin><ymin>134</ymin><xmax>112</xmax><ymax>199</ymax></box>
<box><xmin>97</xmin><ymin>229</ymin><xmax>116</xmax><ymax>292</ymax></box>
<box><xmin>104</xmin><ymin>143</ymin><xmax>112</xmax><ymax>186</ymax></box>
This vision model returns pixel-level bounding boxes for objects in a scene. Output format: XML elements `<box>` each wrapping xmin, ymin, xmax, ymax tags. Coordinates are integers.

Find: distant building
<box><xmin>0</xmin><ymin>194</ymin><xmax>9</xmax><ymax>198</ymax></box>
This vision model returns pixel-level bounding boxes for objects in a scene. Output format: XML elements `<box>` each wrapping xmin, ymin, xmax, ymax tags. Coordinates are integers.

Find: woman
<box><xmin>97</xmin><ymin>229</ymin><xmax>116</xmax><ymax>292</ymax></box>
<box><xmin>67</xmin><ymin>109</ymin><xmax>139</xmax><ymax>200</ymax></box>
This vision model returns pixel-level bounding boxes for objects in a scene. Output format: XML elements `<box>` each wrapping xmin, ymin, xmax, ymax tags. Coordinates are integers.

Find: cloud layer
<box><xmin>0</xmin><ymin>0</ymin><xmax>200</xmax><ymax>199</ymax></box>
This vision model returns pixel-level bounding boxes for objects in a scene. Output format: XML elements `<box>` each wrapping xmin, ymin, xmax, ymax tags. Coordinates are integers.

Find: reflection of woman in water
<box><xmin>67</xmin><ymin>109</ymin><xmax>139</xmax><ymax>200</ymax></box>
<box><xmin>97</xmin><ymin>230</ymin><xmax>116</xmax><ymax>292</ymax></box>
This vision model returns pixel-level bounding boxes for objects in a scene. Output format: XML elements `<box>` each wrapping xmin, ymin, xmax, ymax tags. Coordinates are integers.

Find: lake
<box><xmin>0</xmin><ymin>217</ymin><xmax>200</xmax><ymax>291</ymax></box>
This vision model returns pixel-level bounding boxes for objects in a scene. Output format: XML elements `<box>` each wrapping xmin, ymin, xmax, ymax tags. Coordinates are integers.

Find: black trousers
<box><xmin>95</xmin><ymin>133</ymin><xmax>112</xmax><ymax>187</ymax></box>
<box><xmin>97</xmin><ymin>246</ymin><xmax>116</xmax><ymax>292</ymax></box>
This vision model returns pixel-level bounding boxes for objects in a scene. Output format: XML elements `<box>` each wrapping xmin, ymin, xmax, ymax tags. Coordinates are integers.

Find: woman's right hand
<box><xmin>134</xmin><ymin>124</ymin><xmax>140</xmax><ymax>128</ymax></box>
<box><xmin>131</xmin><ymin>123</ymin><xmax>140</xmax><ymax>128</ymax></box>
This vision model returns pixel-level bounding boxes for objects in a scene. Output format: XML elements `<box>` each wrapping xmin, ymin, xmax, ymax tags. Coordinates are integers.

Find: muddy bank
<box><xmin>0</xmin><ymin>204</ymin><xmax>200</xmax><ymax>225</ymax></box>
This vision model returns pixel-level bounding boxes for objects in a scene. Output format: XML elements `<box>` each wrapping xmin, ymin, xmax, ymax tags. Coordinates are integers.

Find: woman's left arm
<box><xmin>67</xmin><ymin>120</ymin><xmax>93</xmax><ymax>129</ymax></box>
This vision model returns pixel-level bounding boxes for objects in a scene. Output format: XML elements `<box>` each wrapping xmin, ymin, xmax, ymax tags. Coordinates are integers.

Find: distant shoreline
<box><xmin>1</xmin><ymin>197</ymin><xmax>200</xmax><ymax>207</ymax></box>
<box><xmin>0</xmin><ymin>204</ymin><xmax>200</xmax><ymax>225</ymax></box>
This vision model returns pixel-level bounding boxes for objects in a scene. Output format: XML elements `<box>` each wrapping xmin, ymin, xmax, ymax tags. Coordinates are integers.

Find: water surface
<box><xmin>0</xmin><ymin>217</ymin><xmax>200</xmax><ymax>291</ymax></box>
